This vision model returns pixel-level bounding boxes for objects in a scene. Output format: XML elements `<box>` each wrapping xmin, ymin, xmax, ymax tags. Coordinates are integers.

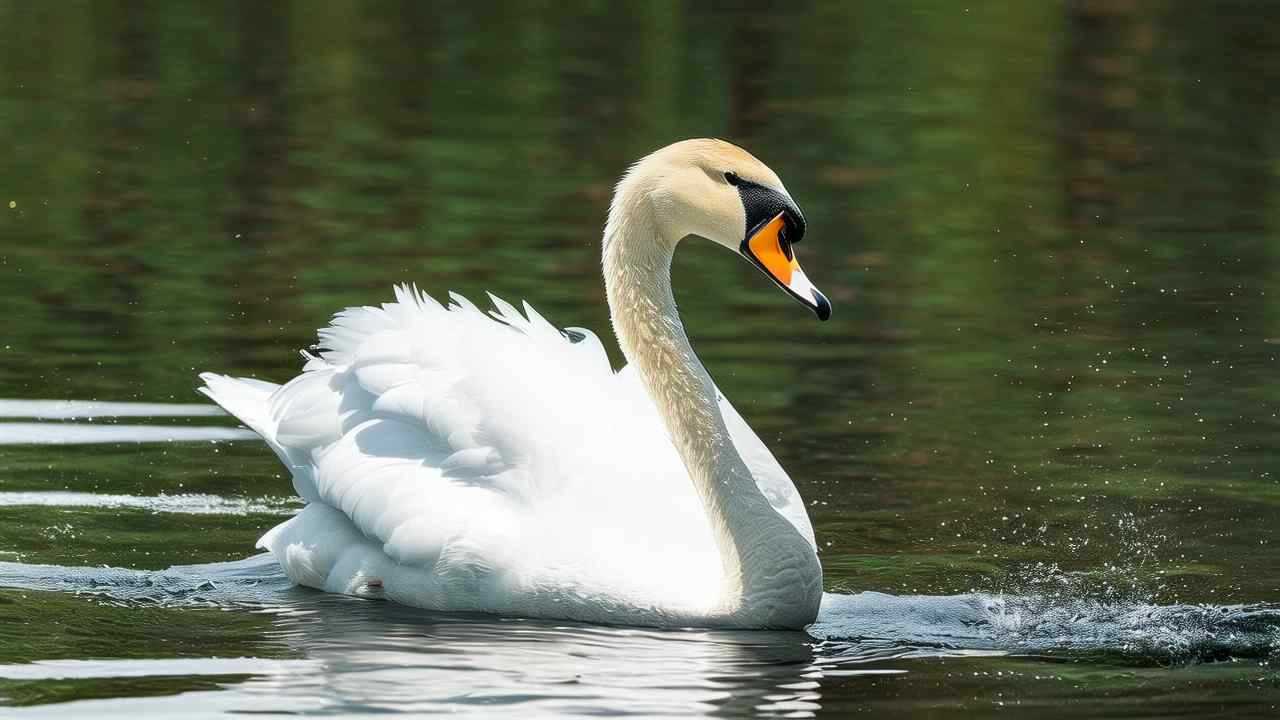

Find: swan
<box><xmin>199</xmin><ymin>139</ymin><xmax>831</xmax><ymax>629</ymax></box>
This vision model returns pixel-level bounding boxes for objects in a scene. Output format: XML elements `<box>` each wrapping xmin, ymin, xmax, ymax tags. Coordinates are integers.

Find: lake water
<box><xmin>2</xmin><ymin>1</ymin><xmax>1279</xmax><ymax>716</ymax></box>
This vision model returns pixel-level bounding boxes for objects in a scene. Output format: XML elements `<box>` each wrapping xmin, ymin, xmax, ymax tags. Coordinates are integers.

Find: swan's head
<box><xmin>614</xmin><ymin>138</ymin><xmax>830</xmax><ymax>321</ymax></box>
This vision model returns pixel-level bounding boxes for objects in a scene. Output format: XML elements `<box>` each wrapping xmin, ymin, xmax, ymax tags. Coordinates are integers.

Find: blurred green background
<box><xmin>2</xmin><ymin>0</ymin><xmax>1279</xmax><ymax>601</ymax></box>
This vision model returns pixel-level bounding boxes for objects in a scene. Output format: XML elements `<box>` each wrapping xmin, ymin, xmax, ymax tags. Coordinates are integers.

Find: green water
<box><xmin>1</xmin><ymin>0</ymin><xmax>1279</xmax><ymax>715</ymax></box>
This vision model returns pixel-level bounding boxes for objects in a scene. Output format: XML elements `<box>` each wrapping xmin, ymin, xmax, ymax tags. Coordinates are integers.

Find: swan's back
<box><xmin>201</xmin><ymin>285</ymin><xmax>812</xmax><ymax>625</ymax></box>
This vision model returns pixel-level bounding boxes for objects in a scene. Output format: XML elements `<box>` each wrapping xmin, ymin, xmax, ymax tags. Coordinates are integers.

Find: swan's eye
<box><xmin>724</xmin><ymin>171</ymin><xmax>741</xmax><ymax>186</ymax></box>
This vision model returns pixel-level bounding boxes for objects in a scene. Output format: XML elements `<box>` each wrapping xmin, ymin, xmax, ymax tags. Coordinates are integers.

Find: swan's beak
<box><xmin>740</xmin><ymin>212</ymin><xmax>832</xmax><ymax>321</ymax></box>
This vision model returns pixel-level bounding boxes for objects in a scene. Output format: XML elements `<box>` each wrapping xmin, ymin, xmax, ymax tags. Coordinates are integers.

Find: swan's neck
<box><xmin>602</xmin><ymin>200</ymin><xmax>821</xmax><ymax>628</ymax></box>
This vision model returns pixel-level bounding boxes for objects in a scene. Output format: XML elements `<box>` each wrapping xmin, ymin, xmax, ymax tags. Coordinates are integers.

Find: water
<box><xmin>2</xmin><ymin>0</ymin><xmax>1280</xmax><ymax>715</ymax></box>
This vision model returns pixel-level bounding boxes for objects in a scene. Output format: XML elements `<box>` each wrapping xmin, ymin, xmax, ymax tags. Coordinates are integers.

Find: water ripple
<box><xmin>0</xmin><ymin>491</ymin><xmax>299</xmax><ymax>516</ymax></box>
<box><xmin>0</xmin><ymin>399</ymin><xmax>226</xmax><ymax>420</ymax></box>
<box><xmin>0</xmin><ymin>423</ymin><xmax>258</xmax><ymax>445</ymax></box>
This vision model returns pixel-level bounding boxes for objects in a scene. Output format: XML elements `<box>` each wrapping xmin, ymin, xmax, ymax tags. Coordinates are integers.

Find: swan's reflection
<box><xmin>241</xmin><ymin>591</ymin><xmax>824</xmax><ymax>717</ymax></box>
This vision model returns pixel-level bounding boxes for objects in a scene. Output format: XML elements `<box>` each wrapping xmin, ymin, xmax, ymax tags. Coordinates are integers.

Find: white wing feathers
<box><xmin>202</xmin><ymin>286</ymin><xmax>628</xmax><ymax>591</ymax></box>
<box><xmin>200</xmin><ymin>284</ymin><xmax>809</xmax><ymax>613</ymax></box>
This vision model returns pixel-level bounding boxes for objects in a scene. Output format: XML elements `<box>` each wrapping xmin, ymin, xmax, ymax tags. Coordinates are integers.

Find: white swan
<box><xmin>199</xmin><ymin>139</ymin><xmax>831</xmax><ymax>629</ymax></box>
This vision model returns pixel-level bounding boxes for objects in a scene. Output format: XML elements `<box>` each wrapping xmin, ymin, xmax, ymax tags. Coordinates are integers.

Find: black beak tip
<box><xmin>812</xmin><ymin>290</ymin><xmax>832</xmax><ymax>321</ymax></box>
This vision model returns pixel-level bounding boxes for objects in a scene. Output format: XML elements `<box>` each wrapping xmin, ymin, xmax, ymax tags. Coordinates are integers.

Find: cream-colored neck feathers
<box><xmin>601</xmin><ymin>151</ymin><xmax>822</xmax><ymax>628</ymax></box>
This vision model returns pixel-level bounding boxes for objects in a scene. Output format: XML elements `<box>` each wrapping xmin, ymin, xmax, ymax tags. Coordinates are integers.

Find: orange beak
<box><xmin>741</xmin><ymin>212</ymin><xmax>831</xmax><ymax>320</ymax></box>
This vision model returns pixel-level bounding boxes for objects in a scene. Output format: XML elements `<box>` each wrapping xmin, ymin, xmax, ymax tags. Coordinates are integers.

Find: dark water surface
<box><xmin>2</xmin><ymin>0</ymin><xmax>1279</xmax><ymax>716</ymax></box>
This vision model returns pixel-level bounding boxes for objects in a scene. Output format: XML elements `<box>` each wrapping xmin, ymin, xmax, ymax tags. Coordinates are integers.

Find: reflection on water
<box><xmin>3</xmin><ymin>0</ymin><xmax>1280</xmax><ymax>715</ymax></box>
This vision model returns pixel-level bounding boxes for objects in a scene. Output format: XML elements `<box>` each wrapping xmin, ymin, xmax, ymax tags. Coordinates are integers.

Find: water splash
<box><xmin>810</xmin><ymin>591</ymin><xmax>1280</xmax><ymax>665</ymax></box>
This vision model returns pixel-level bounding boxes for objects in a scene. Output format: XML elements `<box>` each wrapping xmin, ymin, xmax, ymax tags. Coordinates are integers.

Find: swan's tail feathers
<box><xmin>198</xmin><ymin>372</ymin><xmax>323</xmax><ymax>503</ymax></box>
<box><xmin>197</xmin><ymin>372</ymin><xmax>287</xmax><ymax>458</ymax></box>
<box><xmin>198</xmin><ymin>373</ymin><xmax>277</xmax><ymax>436</ymax></box>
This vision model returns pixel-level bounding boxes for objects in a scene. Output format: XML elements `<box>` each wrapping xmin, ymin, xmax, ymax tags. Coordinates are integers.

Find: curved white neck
<box><xmin>601</xmin><ymin>195</ymin><xmax>822</xmax><ymax>628</ymax></box>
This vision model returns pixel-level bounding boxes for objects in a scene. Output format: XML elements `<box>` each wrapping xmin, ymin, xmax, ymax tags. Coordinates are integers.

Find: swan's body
<box><xmin>200</xmin><ymin>140</ymin><xmax>830</xmax><ymax>629</ymax></box>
